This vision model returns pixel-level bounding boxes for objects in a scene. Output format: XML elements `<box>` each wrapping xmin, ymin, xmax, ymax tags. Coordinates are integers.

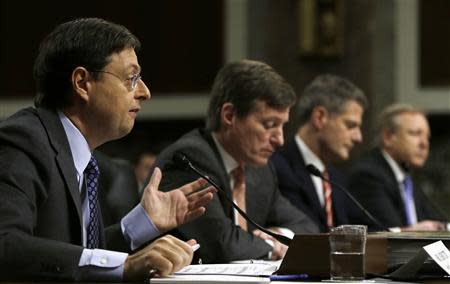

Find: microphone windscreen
<box><xmin>173</xmin><ymin>152</ymin><xmax>190</xmax><ymax>170</ymax></box>
<box><xmin>305</xmin><ymin>164</ymin><xmax>322</xmax><ymax>178</ymax></box>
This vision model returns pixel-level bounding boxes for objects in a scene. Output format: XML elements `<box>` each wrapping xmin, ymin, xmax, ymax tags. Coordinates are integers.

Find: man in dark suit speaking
<box><xmin>271</xmin><ymin>74</ymin><xmax>367</xmax><ymax>232</ymax></box>
<box><xmin>0</xmin><ymin>18</ymin><xmax>214</xmax><ymax>281</ymax></box>
<box><xmin>153</xmin><ymin>60</ymin><xmax>318</xmax><ymax>264</ymax></box>
<box><xmin>348</xmin><ymin>104</ymin><xmax>448</xmax><ymax>231</ymax></box>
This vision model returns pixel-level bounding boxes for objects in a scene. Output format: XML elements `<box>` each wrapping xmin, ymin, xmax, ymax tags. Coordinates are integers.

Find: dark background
<box><xmin>0</xmin><ymin>0</ymin><xmax>449</xmax><ymax>217</ymax></box>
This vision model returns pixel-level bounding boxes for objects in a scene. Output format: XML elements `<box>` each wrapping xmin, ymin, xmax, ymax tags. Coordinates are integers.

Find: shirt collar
<box><xmin>295</xmin><ymin>134</ymin><xmax>325</xmax><ymax>172</ymax></box>
<box><xmin>381</xmin><ymin>149</ymin><xmax>406</xmax><ymax>183</ymax></box>
<box><xmin>58</xmin><ymin>111</ymin><xmax>92</xmax><ymax>177</ymax></box>
<box><xmin>211</xmin><ymin>132</ymin><xmax>239</xmax><ymax>175</ymax></box>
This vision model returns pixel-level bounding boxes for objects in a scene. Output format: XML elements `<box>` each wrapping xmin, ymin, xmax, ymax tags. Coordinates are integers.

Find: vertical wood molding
<box><xmin>224</xmin><ymin>0</ymin><xmax>248</xmax><ymax>62</ymax></box>
<box><xmin>395</xmin><ymin>0</ymin><xmax>450</xmax><ymax>112</ymax></box>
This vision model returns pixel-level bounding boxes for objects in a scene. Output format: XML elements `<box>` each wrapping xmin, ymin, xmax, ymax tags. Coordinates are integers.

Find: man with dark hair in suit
<box><xmin>153</xmin><ymin>60</ymin><xmax>318</xmax><ymax>263</ymax></box>
<box><xmin>0</xmin><ymin>18</ymin><xmax>214</xmax><ymax>281</ymax></box>
<box><xmin>348</xmin><ymin>104</ymin><xmax>448</xmax><ymax>231</ymax></box>
<box><xmin>271</xmin><ymin>74</ymin><xmax>367</xmax><ymax>232</ymax></box>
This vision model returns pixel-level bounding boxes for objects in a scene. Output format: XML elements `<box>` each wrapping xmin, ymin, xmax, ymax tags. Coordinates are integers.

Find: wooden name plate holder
<box><xmin>277</xmin><ymin>232</ymin><xmax>450</xmax><ymax>279</ymax></box>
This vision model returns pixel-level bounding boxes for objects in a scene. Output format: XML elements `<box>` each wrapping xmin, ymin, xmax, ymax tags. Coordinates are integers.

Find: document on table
<box><xmin>175</xmin><ymin>263</ymin><xmax>278</xmax><ymax>276</ymax></box>
<box><xmin>149</xmin><ymin>274</ymin><xmax>270</xmax><ymax>284</ymax></box>
<box><xmin>149</xmin><ymin>262</ymin><xmax>277</xmax><ymax>283</ymax></box>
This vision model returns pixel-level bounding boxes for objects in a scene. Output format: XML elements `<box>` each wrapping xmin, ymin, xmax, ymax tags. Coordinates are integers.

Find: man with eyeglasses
<box><xmin>0</xmin><ymin>18</ymin><xmax>215</xmax><ymax>281</ymax></box>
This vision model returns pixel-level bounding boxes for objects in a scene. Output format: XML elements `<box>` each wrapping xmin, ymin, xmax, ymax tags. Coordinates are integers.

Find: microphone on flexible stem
<box><xmin>305</xmin><ymin>164</ymin><xmax>390</xmax><ymax>232</ymax></box>
<box><xmin>173</xmin><ymin>152</ymin><xmax>292</xmax><ymax>246</ymax></box>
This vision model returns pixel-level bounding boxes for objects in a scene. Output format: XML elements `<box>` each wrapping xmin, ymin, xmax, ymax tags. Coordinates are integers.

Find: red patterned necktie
<box><xmin>322</xmin><ymin>169</ymin><xmax>334</xmax><ymax>228</ymax></box>
<box><xmin>232</xmin><ymin>166</ymin><xmax>247</xmax><ymax>231</ymax></box>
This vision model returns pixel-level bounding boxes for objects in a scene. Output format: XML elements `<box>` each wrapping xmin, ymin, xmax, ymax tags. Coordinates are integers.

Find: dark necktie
<box><xmin>85</xmin><ymin>156</ymin><xmax>100</xmax><ymax>249</ymax></box>
<box><xmin>232</xmin><ymin>166</ymin><xmax>247</xmax><ymax>231</ymax></box>
<box><xmin>402</xmin><ymin>175</ymin><xmax>415</xmax><ymax>225</ymax></box>
<box><xmin>322</xmin><ymin>169</ymin><xmax>334</xmax><ymax>228</ymax></box>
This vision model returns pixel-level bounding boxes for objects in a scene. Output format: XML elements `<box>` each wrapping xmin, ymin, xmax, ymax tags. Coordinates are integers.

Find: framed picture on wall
<box><xmin>298</xmin><ymin>0</ymin><xmax>344</xmax><ymax>57</ymax></box>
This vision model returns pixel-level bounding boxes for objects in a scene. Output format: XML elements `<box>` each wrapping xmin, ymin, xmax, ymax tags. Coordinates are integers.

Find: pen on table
<box><xmin>148</xmin><ymin>244</ymin><xmax>201</xmax><ymax>279</ymax></box>
<box><xmin>269</xmin><ymin>274</ymin><xmax>309</xmax><ymax>281</ymax></box>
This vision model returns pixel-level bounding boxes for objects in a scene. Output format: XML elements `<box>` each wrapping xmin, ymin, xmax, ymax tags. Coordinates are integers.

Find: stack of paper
<box><xmin>150</xmin><ymin>262</ymin><xmax>277</xmax><ymax>283</ymax></box>
<box><xmin>150</xmin><ymin>274</ymin><xmax>270</xmax><ymax>284</ymax></box>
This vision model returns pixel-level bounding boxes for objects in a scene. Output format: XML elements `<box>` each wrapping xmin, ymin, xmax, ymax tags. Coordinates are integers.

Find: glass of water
<box><xmin>329</xmin><ymin>225</ymin><xmax>367</xmax><ymax>281</ymax></box>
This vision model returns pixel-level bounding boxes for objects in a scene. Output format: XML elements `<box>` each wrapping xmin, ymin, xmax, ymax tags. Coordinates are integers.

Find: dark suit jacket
<box><xmin>96</xmin><ymin>152</ymin><xmax>140</xmax><ymax>227</ymax></box>
<box><xmin>271</xmin><ymin>139</ymin><xmax>352</xmax><ymax>232</ymax></box>
<box><xmin>347</xmin><ymin>148</ymin><xmax>446</xmax><ymax>230</ymax></box>
<box><xmin>0</xmin><ymin>107</ymin><xmax>128</xmax><ymax>280</ymax></box>
<box><xmin>153</xmin><ymin>129</ymin><xmax>318</xmax><ymax>263</ymax></box>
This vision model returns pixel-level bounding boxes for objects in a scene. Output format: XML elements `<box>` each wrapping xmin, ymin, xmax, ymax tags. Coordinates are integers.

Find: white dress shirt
<box><xmin>295</xmin><ymin>135</ymin><xmax>326</xmax><ymax>207</ymax></box>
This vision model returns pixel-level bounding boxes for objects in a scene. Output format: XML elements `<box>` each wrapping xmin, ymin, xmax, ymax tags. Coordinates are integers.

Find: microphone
<box><xmin>173</xmin><ymin>152</ymin><xmax>292</xmax><ymax>246</ymax></box>
<box><xmin>305</xmin><ymin>164</ymin><xmax>389</xmax><ymax>232</ymax></box>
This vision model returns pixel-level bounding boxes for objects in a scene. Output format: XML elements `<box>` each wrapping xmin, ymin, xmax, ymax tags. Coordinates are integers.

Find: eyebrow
<box><xmin>125</xmin><ymin>63</ymin><xmax>141</xmax><ymax>73</ymax></box>
<box><xmin>345</xmin><ymin>119</ymin><xmax>361</xmax><ymax>126</ymax></box>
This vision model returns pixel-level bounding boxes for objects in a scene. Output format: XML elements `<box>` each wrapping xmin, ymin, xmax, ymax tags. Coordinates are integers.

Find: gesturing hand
<box><xmin>141</xmin><ymin>167</ymin><xmax>215</xmax><ymax>232</ymax></box>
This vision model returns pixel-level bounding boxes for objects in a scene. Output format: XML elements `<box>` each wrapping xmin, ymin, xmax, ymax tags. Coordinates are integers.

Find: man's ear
<box><xmin>72</xmin><ymin>67</ymin><xmax>90</xmax><ymax>102</ymax></box>
<box><xmin>220</xmin><ymin>102</ymin><xmax>236</xmax><ymax>127</ymax></box>
<box><xmin>382</xmin><ymin>128</ymin><xmax>394</xmax><ymax>148</ymax></box>
<box><xmin>311</xmin><ymin>106</ymin><xmax>328</xmax><ymax>129</ymax></box>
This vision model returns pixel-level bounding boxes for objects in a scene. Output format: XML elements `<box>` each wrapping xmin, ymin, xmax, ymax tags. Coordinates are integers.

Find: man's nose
<box><xmin>353</xmin><ymin>128</ymin><xmax>363</xmax><ymax>143</ymax></box>
<box><xmin>271</xmin><ymin>127</ymin><xmax>284</xmax><ymax>147</ymax></box>
<box><xmin>135</xmin><ymin>79</ymin><xmax>151</xmax><ymax>100</ymax></box>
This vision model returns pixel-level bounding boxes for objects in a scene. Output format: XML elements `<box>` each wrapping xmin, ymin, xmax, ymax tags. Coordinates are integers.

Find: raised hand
<box><xmin>141</xmin><ymin>167</ymin><xmax>215</xmax><ymax>232</ymax></box>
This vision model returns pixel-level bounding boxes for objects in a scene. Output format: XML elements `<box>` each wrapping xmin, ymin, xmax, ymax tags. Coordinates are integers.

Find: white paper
<box><xmin>175</xmin><ymin>263</ymin><xmax>278</xmax><ymax>276</ymax></box>
<box><xmin>423</xmin><ymin>240</ymin><xmax>450</xmax><ymax>275</ymax></box>
<box><xmin>150</xmin><ymin>274</ymin><xmax>270</xmax><ymax>284</ymax></box>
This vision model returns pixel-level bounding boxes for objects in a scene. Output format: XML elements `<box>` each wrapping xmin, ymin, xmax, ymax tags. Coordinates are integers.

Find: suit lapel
<box><xmin>202</xmin><ymin>131</ymin><xmax>234</xmax><ymax>218</ymax></box>
<box><xmin>36</xmin><ymin>108</ymin><xmax>83</xmax><ymax>227</ymax></box>
<box><xmin>286</xmin><ymin>141</ymin><xmax>325</xmax><ymax>219</ymax></box>
<box><xmin>374</xmin><ymin>149</ymin><xmax>408</xmax><ymax>223</ymax></box>
<box><xmin>327</xmin><ymin>167</ymin><xmax>346</xmax><ymax>224</ymax></box>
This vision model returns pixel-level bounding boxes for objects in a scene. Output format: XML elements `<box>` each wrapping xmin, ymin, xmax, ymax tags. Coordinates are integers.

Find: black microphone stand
<box><xmin>306</xmin><ymin>164</ymin><xmax>390</xmax><ymax>232</ymax></box>
<box><xmin>174</xmin><ymin>153</ymin><xmax>292</xmax><ymax>246</ymax></box>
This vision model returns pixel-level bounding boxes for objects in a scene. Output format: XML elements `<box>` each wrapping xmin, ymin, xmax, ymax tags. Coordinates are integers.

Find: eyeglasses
<box><xmin>89</xmin><ymin>70</ymin><xmax>142</xmax><ymax>90</ymax></box>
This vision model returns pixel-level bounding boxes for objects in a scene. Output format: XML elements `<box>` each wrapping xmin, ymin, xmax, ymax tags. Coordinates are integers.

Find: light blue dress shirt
<box><xmin>59</xmin><ymin>112</ymin><xmax>159</xmax><ymax>280</ymax></box>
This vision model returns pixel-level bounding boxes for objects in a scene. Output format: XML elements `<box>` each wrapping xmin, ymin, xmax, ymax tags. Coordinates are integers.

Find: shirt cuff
<box><xmin>121</xmin><ymin>204</ymin><xmax>160</xmax><ymax>250</ymax></box>
<box><xmin>264</xmin><ymin>239</ymin><xmax>274</xmax><ymax>260</ymax></box>
<box><xmin>272</xmin><ymin>227</ymin><xmax>295</xmax><ymax>239</ymax></box>
<box><xmin>389</xmin><ymin>227</ymin><xmax>402</xmax><ymax>233</ymax></box>
<box><xmin>78</xmin><ymin>248</ymin><xmax>128</xmax><ymax>281</ymax></box>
